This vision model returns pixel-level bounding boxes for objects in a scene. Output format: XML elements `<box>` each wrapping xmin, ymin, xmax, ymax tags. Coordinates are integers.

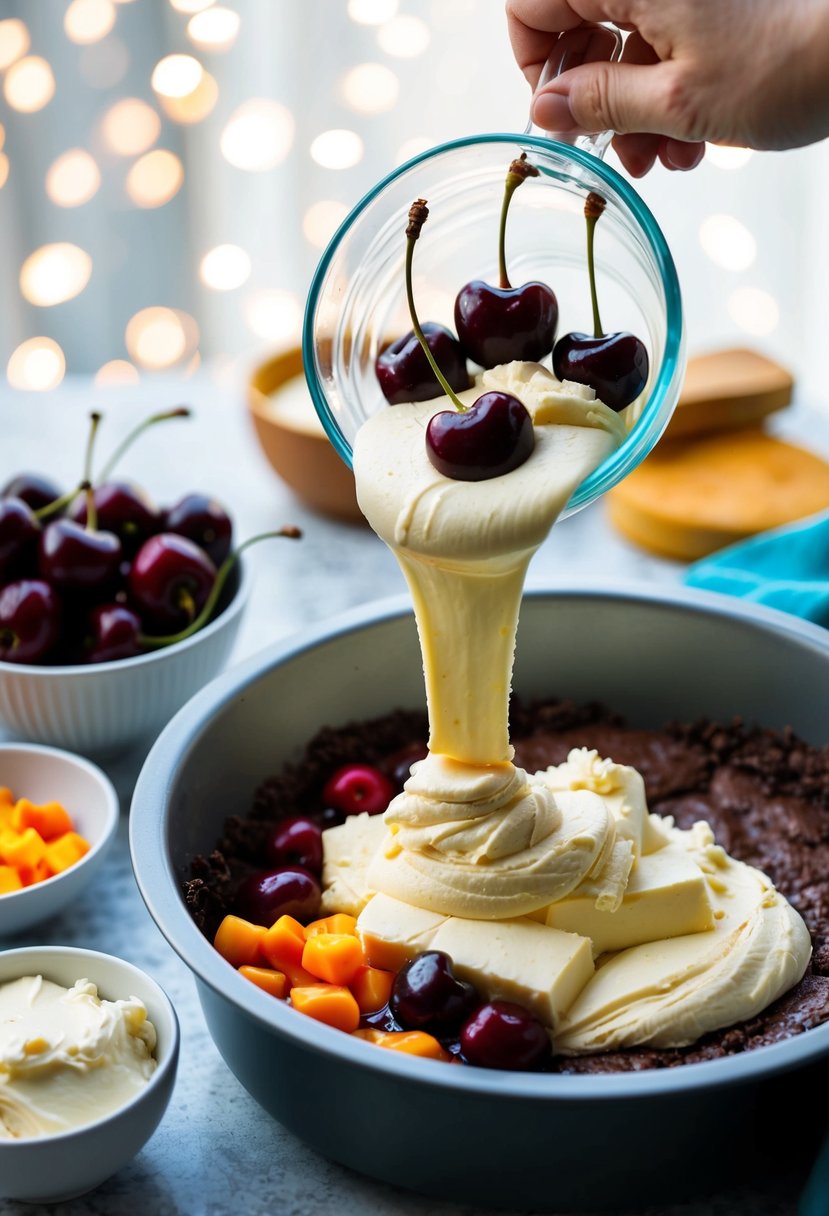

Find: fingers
<box><xmin>532</xmin><ymin>58</ymin><xmax>687</xmax><ymax>139</ymax></box>
<box><xmin>506</xmin><ymin>0</ymin><xmax>582</xmax><ymax>89</ymax></box>
<box><xmin>658</xmin><ymin>137</ymin><xmax>706</xmax><ymax>170</ymax></box>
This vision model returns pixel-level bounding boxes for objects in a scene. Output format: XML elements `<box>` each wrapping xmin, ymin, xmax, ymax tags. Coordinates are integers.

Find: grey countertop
<box><xmin>2</xmin><ymin>368</ymin><xmax>827</xmax><ymax>1216</ymax></box>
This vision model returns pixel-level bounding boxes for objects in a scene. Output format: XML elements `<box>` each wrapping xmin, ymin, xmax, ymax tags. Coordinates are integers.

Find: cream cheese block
<box><xmin>320</xmin><ymin>812</ymin><xmax>387</xmax><ymax>917</ymax></box>
<box><xmin>357</xmin><ymin>892</ymin><xmax>448</xmax><ymax>972</ymax></box>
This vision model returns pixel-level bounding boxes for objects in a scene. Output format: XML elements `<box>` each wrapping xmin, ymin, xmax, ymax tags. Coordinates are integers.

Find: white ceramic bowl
<box><xmin>0</xmin><ymin>559</ymin><xmax>249</xmax><ymax>757</ymax></box>
<box><xmin>0</xmin><ymin>946</ymin><xmax>179</xmax><ymax>1204</ymax></box>
<box><xmin>0</xmin><ymin>743</ymin><xmax>119</xmax><ymax>935</ymax></box>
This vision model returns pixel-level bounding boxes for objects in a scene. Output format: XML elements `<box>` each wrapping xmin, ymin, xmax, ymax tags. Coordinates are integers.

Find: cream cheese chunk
<box><xmin>0</xmin><ymin>976</ymin><xmax>157</xmax><ymax>1140</ymax></box>
<box><xmin>357</xmin><ymin>892</ymin><xmax>448</xmax><ymax>972</ymax></box>
<box><xmin>320</xmin><ymin>811</ymin><xmax>387</xmax><ymax>917</ymax></box>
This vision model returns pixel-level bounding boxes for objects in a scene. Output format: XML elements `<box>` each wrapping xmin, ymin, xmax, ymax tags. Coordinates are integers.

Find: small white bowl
<box><xmin>0</xmin><ymin>558</ymin><xmax>249</xmax><ymax>756</ymax></box>
<box><xmin>0</xmin><ymin>743</ymin><xmax>119</xmax><ymax>935</ymax></box>
<box><xmin>0</xmin><ymin>946</ymin><xmax>179</xmax><ymax>1203</ymax></box>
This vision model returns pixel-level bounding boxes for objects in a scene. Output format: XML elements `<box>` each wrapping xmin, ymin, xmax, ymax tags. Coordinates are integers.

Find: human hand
<box><xmin>507</xmin><ymin>0</ymin><xmax>829</xmax><ymax>176</ymax></box>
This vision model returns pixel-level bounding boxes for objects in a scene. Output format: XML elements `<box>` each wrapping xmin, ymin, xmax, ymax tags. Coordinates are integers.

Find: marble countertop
<box><xmin>2</xmin><ymin>369</ymin><xmax>827</xmax><ymax>1216</ymax></box>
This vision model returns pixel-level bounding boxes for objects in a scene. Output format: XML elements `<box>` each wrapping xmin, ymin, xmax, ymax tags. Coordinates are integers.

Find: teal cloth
<box><xmin>684</xmin><ymin>510</ymin><xmax>829</xmax><ymax>626</ymax></box>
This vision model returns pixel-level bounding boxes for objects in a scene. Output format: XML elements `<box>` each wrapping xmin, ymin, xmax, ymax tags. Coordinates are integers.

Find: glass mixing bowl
<box><xmin>303</xmin><ymin>131</ymin><xmax>685</xmax><ymax>516</ymax></box>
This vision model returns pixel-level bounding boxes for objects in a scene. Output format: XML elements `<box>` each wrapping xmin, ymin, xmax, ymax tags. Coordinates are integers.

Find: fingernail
<box><xmin>533</xmin><ymin>91</ymin><xmax>576</xmax><ymax>134</ymax></box>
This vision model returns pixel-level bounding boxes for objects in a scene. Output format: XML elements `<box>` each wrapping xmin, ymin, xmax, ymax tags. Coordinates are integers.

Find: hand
<box><xmin>507</xmin><ymin>0</ymin><xmax>829</xmax><ymax>176</ymax></box>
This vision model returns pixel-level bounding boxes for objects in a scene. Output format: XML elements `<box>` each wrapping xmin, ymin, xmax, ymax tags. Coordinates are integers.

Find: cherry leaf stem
<box><xmin>405</xmin><ymin>200</ymin><xmax>468</xmax><ymax>413</ymax></box>
<box><xmin>140</xmin><ymin>527</ymin><xmax>301</xmax><ymax>650</ymax></box>
<box><xmin>97</xmin><ymin>407</ymin><xmax>191</xmax><ymax>482</ymax></box>
<box><xmin>584</xmin><ymin>192</ymin><xmax>607</xmax><ymax>340</ymax></box>
<box><xmin>498</xmin><ymin>154</ymin><xmax>538</xmax><ymax>291</ymax></box>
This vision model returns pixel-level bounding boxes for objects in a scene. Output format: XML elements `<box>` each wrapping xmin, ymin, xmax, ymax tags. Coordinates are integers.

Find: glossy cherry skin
<box><xmin>460</xmin><ymin>1000</ymin><xmax>550</xmax><ymax>1071</ymax></box>
<box><xmin>69</xmin><ymin>482</ymin><xmax>160</xmax><ymax>555</ymax></box>
<box><xmin>322</xmin><ymin>764</ymin><xmax>396</xmax><ymax>817</ymax></box>
<box><xmin>85</xmin><ymin>603</ymin><xmax>143</xmax><ymax>663</ymax></box>
<box><xmin>128</xmin><ymin>533</ymin><xmax>216</xmax><ymax>631</ymax></box>
<box><xmin>236</xmin><ymin>866</ymin><xmax>321</xmax><ymax>927</ymax></box>
<box><xmin>376</xmin><ymin>322</ymin><xmax>470</xmax><ymax>405</ymax></box>
<box><xmin>164</xmin><ymin>493</ymin><xmax>233</xmax><ymax>566</ymax></box>
<box><xmin>426</xmin><ymin>391</ymin><xmax>535</xmax><ymax>482</ymax></box>
<box><xmin>0</xmin><ymin>579</ymin><xmax>61</xmax><ymax>664</ymax></box>
<box><xmin>390</xmin><ymin>951</ymin><xmax>479</xmax><ymax>1032</ymax></box>
<box><xmin>553</xmin><ymin>331</ymin><xmax>649</xmax><ymax>412</ymax></box>
<box><xmin>264</xmin><ymin>816</ymin><xmax>323</xmax><ymax>873</ymax></box>
<box><xmin>38</xmin><ymin>519</ymin><xmax>122</xmax><ymax>592</ymax></box>
<box><xmin>385</xmin><ymin>741</ymin><xmax>429</xmax><ymax>790</ymax></box>
<box><xmin>454</xmin><ymin>280</ymin><xmax>558</xmax><ymax>370</ymax></box>
<box><xmin>2</xmin><ymin>474</ymin><xmax>62</xmax><ymax>512</ymax></box>
<box><xmin>0</xmin><ymin>498</ymin><xmax>41</xmax><ymax>579</ymax></box>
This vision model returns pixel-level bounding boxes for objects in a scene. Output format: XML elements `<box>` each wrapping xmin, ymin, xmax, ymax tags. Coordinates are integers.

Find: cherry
<box><xmin>376</xmin><ymin>322</ymin><xmax>469</xmax><ymax>406</ymax></box>
<box><xmin>164</xmin><ymin>493</ymin><xmax>233</xmax><ymax>566</ymax></box>
<box><xmin>404</xmin><ymin>199</ymin><xmax>535</xmax><ymax>482</ymax></box>
<box><xmin>454</xmin><ymin>155</ymin><xmax>557</xmax><ymax>369</ymax></box>
<box><xmin>84</xmin><ymin>603</ymin><xmax>143</xmax><ymax>663</ymax></box>
<box><xmin>460</xmin><ymin>1000</ymin><xmax>550</xmax><ymax>1071</ymax></box>
<box><xmin>236</xmin><ymin>866</ymin><xmax>321</xmax><ymax>927</ymax></box>
<box><xmin>385</xmin><ymin>741</ymin><xmax>429</xmax><ymax>790</ymax></box>
<box><xmin>0</xmin><ymin>498</ymin><xmax>40</xmax><ymax>579</ymax></box>
<box><xmin>390</xmin><ymin>951</ymin><xmax>479</xmax><ymax>1032</ymax></box>
<box><xmin>552</xmin><ymin>192</ymin><xmax>649</xmax><ymax>412</ymax></box>
<box><xmin>322</xmin><ymin>764</ymin><xmax>396</xmax><ymax>817</ymax></box>
<box><xmin>312</xmin><ymin>806</ymin><xmax>345</xmax><ymax>830</ymax></box>
<box><xmin>128</xmin><ymin>533</ymin><xmax>216</xmax><ymax>631</ymax></box>
<box><xmin>2</xmin><ymin>474</ymin><xmax>62</xmax><ymax>513</ymax></box>
<box><xmin>0</xmin><ymin>580</ymin><xmax>61</xmax><ymax>664</ymax></box>
<box><xmin>38</xmin><ymin>518</ymin><xmax>122</xmax><ymax>592</ymax></box>
<box><xmin>264</xmin><ymin>816</ymin><xmax>323</xmax><ymax>873</ymax></box>
<box><xmin>69</xmin><ymin>482</ymin><xmax>160</xmax><ymax>555</ymax></box>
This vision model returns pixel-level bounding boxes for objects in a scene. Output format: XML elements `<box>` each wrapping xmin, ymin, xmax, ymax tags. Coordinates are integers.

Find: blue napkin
<box><xmin>684</xmin><ymin>510</ymin><xmax>829</xmax><ymax>627</ymax></box>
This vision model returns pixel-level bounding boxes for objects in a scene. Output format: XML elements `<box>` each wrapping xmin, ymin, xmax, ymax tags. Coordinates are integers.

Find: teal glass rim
<box><xmin>302</xmin><ymin>132</ymin><xmax>684</xmax><ymax>512</ymax></box>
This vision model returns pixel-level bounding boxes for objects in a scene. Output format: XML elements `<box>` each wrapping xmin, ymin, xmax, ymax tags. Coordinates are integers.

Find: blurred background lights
<box><xmin>169</xmin><ymin>0</ymin><xmax>214</xmax><ymax>12</ymax></box>
<box><xmin>699</xmin><ymin>214</ymin><xmax>757</xmax><ymax>272</ymax></box>
<box><xmin>46</xmin><ymin>149</ymin><xmax>101</xmax><ymax>207</ymax></box>
<box><xmin>395</xmin><ymin>134</ymin><xmax>434</xmax><ymax>164</ymax></box>
<box><xmin>705</xmin><ymin>145</ymin><xmax>754</xmax><ymax>171</ymax></box>
<box><xmin>7</xmin><ymin>338</ymin><xmax>66</xmax><ymax>392</ymax></box>
<box><xmin>728</xmin><ymin>287</ymin><xmax>780</xmax><ymax>337</ymax></box>
<box><xmin>187</xmin><ymin>7</ymin><xmax>240</xmax><ymax>51</ymax></box>
<box><xmin>125</xmin><ymin>148</ymin><xmax>184</xmax><ymax>207</ymax></box>
<box><xmin>377</xmin><ymin>15</ymin><xmax>431</xmax><ymax>58</ymax></box>
<box><xmin>79</xmin><ymin>36</ymin><xmax>130</xmax><ymax>89</ymax></box>
<box><xmin>126</xmin><ymin>306</ymin><xmax>197</xmax><ymax>369</ymax></box>
<box><xmin>199</xmin><ymin>243</ymin><xmax>251</xmax><ymax>290</ymax></box>
<box><xmin>244</xmin><ymin>289</ymin><xmax>302</xmax><ymax>343</ymax></box>
<box><xmin>302</xmin><ymin>200</ymin><xmax>348</xmax><ymax>249</ymax></box>
<box><xmin>101</xmin><ymin>97</ymin><xmax>160</xmax><ymax>154</ymax></box>
<box><xmin>158</xmin><ymin>69</ymin><xmax>218</xmax><ymax>123</ymax></box>
<box><xmin>0</xmin><ymin>18</ymin><xmax>30</xmax><ymax>70</ymax></box>
<box><xmin>20</xmin><ymin>244</ymin><xmax>93</xmax><ymax>307</ymax></box>
<box><xmin>94</xmin><ymin>359</ymin><xmax>139</xmax><ymax>386</ymax></box>
<box><xmin>4</xmin><ymin>57</ymin><xmax>56</xmax><ymax>113</ymax></box>
<box><xmin>310</xmin><ymin>128</ymin><xmax>364</xmax><ymax>170</ymax></box>
<box><xmin>151</xmin><ymin>53</ymin><xmax>204</xmax><ymax>98</ymax></box>
<box><xmin>220</xmin><ymin>99</ymin><xmax>294</xmax><ymax>171</ymax></box>
<box><xmin>64</xmin><ymin>0</ymin><xmax>116</xmax><ymax>46</ymax></box>
<box><xmin>347</xmin><ymin>0</ymin><xmax>398</xmax><ymax>24</ymax></box>
<box><xmin>0</xmin><ymin>154</ymin><xmax>9</xmax><ymax>190</ymax></box>
<box><xmin>340</xmin><ymin>63</ymin><xmax>399</xmax><ymax>114</ymax></box>
<box><xmin>0</xmin><ymin>124</ymin><xmax>4</xmax><ymax>150</ymax></box>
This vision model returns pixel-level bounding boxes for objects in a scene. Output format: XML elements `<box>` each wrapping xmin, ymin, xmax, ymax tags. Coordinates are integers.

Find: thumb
<box><xmin>532</xmin><ymin>60</ymin><xmax>686</xmax><ymax>139</ymax></box>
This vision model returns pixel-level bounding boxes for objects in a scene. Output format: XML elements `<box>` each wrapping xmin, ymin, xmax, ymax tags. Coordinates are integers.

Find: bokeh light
<box><xmin>699</xmin><ymin>214</ymin><xmax>757</xmax><ymax>272</ymax></box>
<box><xmin>727</xmin><ymin>287</ymin><xmax>780</xmax><ymax>336</ymax></box>
<box><xmin>302</xmin><ymin>200</ymin><xmax>348</xmax><ymax>249</ymax></box>
<box><xmin>20</xmin><ymin>244</ymin><xmax>93</xmax><ymax>307</ymax></box>
<box><xmin>0</xmin><ymin>124</ymin><xmax>4</xmax><ymax>151</ymax></box>
<box><xmin>199</xmin><ymin>244</ymin><xmax>251</xmax><ymax>290</ymax></box>
<box><xmin>46</xmin><ymin>149</ymin><xmax>101</xmax><ymax>207</ymax></box>
<box><xmin>340</xmin><ymin>63</ymin><xmax>399</xmax><ymax>114</ymax></box>
<box><xmin>125</xmin><ymin>149</ymin><xmax>184</xmax><ymax>207</ymax></box>
<box><xmin>101</xmin><ymin>98</ymin><xmax>160</xmax><ymax>155</ymax></box>
<box><xmin>151</xmin><ymin>53</ymin><xmax>203</xmax><ymax>98</ymax></box>
<box><xmin>705</xmin><ymin>145</ymin><xmax>754</xmax><ymax>171</ymax></box>
<box><xmin>187</xmin><ymin>6</ymin><xmax>240</xmax><ymax>51</ymax></box>
<box><xmin>220</xmin><ymin>100</ymin><xmax>294</xmax><ymax>171</ymax></box>
<box><xmin>79</xmin><ymin>35</ymin><xmax>129</xmax><ymax>88</ymax></box>
<box><xmin>158</xmin><ymin>69</ymin><xmax>218</xmax><ymax>123</ymax></box>
<box><xmin>0</xmin><ymin>18</ymin><xmax>30</xmax><ymax>70</ymax></box>
<box><xmin>310</xmin><ymin>129</ymin><xmax>364</xmax><ymax>170</ymax></box>
<box><xmin>244</xmin><ymin>289</ymin><xmax>302</xmax><ymax>343</ymax></box>
<box><xmin>4</xmin><ymin>57</ymin><xmax>56</xmax><ymax>113</ymax></box>
<box><xmin>0</xmin><ymin>154</ymin><xmax>9</xmax><ymax>190</ymax></box>
<box><xmin>170</xmin><ymin>0</ymin><xmax>214</xmax><ymax>11</ymax></box>
<box><xmin>377</xmin><ymin>15</ymin><xmax>430</xmax><ymax>57</ymax></box>
<box><xmin>95</xmin><ymin>359</ymin><xmax>140</xmax><ymax>385</ymax></box>
<box><xmin>125</xmin><ymin>307</ymin><xmax>198</xmax><ymax>369</ymax></box>
<box><xmin>64</xmin><ymin>0</ymin><xmax>116</xmax><ymax>45</ymax></box>
<box><xmin>395</xmin><ymin>135</ymin><xmax>434</xmax><ymax>165</ymax></box>
<box><xmin>348</xmin><ymin>0</ymin><xmax>398</xmax><ymax>24</ymax></box>
<box><xmin>8</xmin><ymin>338</ymin><xmax>66</xmax><ymax>392</ymax></box>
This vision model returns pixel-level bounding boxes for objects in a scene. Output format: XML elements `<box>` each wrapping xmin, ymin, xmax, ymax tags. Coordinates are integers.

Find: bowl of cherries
<box><xmin>0</xmin><ymin>408</ymin><xmax>299</xmax><ymax>756</ymax></box>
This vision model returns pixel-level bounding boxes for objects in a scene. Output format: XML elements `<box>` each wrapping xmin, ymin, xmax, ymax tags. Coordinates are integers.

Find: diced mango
<box><xmin>43</xmin><ymin>832</ymin><xmax>90</xmax><ymax>875</ymax></box>
<box><xmin>213</xmin><ymin>915</ymin><xmax>266</xmax><ymax>967</ymax></box>
<box><xmin>1</xmin><ymin>827</ymin><xmax>46</xmax><ymax>870</ymax></box>
<box><xmin>260</xmin><ymin>915</ymin><xmax>318</xmax><ymax>987</ymax></box>
<box><xmin>13</xmin><ymin>799</ymin><xmax>73</xmax><ymax>841</ymax></box>
<box><xmin>0</xmin><ymin>787</ymin><xmax>13</xmax><ymax>807</ymax></box>
<box><xmin>352</xmin><ymin>1028</ymin><xmax>452</xmax><ymax>1061</ymax></box>
<box><xmin>349</xmin><ymin>965</ymin><xmax>394</xmax><ymax>1014</ymax></box>
<box><xmin>302</xmin><ymin>933</ymin><xmax>365</xmax><ymax>986</ymax></box>
<box><xmin>304</xmin><ymin>913</ymin><xmax>358</xmax><ymax>939</ymax></box>
<box><xmin>290</xmin><ymin>984</ymin><xmax>361</xmax><ymax>1032</ymax></box>
<box><xmin>18</xmin><ymin>859</ymin><xmax>51</xmax><ymax>887</ymax></box>
<box><xmin>0</xmin><ymin>865</ymin><xmax>23</xmax><ymax>895</ymax></box>
<box><xmin>239</xmin><ymin>965</ymin><xmax>289</xmax><ymax>999</ymax></box>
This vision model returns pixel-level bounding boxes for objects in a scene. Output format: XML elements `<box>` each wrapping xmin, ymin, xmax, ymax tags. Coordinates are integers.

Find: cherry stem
<box><xmin>34</xmin><ymin>486</ymin><xmax>81</xmax><ymax>521</ymax></box>
<box><xmin>405</xmin><ymin>199</ymin><xmax>468</xmax><ymax>414</ymax></box>
<box><xmin>139</xmin><ymin>527</ymin><xmax>302</xmax><ymax>650</ymax></box>
<box><xmin>584</xmin><ymin>192</ymin><xmax>607</xmax><ymax>339</ymax></box>
<box><xmin>82</xmin><ymin>480</ymin><xmax>97</xmax><ymax>533</ymax></box>
<box><xmin>498</xmin><ymin>153</ymin><xmax>538</xmax><ymax>291</ymax></box>
<box><xmin>36</xmin><ymin>412</ymin><xmax>103</xmax><ymax>521</ymax></box>
<box><xmin>97</xmin><ymin>407</ymin><xmax>191</xmax><ymax>482</ymax></box>
<box><xmin>84</xmin><ymin>412</ymin><xmax>102</xmax><ymax>486</ymax></box>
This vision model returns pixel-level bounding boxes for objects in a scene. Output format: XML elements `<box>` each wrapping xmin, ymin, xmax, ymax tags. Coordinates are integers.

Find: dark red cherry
<box><xmin>390</xmin><ymin>951</ymin><xmax>479</xmax><ymax>1032</ymax></box>
<box><xmin>69</xmin><ymin>482</ymin><xmax>160</xmax><ymax>554</ymax></box>
<box><xmin>0</xmin><ymin>498</ymin><xmax>40</xmax><ymax>579</ymax></box>
<box><xmin>454</xmin><ymin>280</ymin><xmax>558</xmax><ymax>370</ymax></box>
<box><xmin>2</xmin><ymin>474</ymin><xmax>62</xmax><ymax>512</ymax></box>
<box><xmin>385</xmin><ymin>741</ymin><xmax>429</xmax><ymax>790</ymax></box>
<box><xmin>426</xmin><ymin>391</ymin><xmax>534</xmax><ymax>481</ymax></box>
<box><xmin>264</xmin><ymin>816</ymin><xmax>323</xmax><ymax>873</ymax></box>
<box><xmin>0</xmin><ymin>579</ymin><xmax>61</xmax><ymax>664</ymax></box>
<box><xmin>236</xmin><ymin>866</ymin><xmax>321</xmax><ymax>927</ymax></box>
<box><xmin>164</xmin><ymin>493</ymin><xmax>233</xmax><ymax>566</ymax></box>
<box><xmin>85</xmin><ymin>603</ymin><xmax>143</xmax><ymax>663</ymax></box>
<box><xmin>128</xmin><ymin>533</ymin><xmax>216</xmax><ymax>631</ymax></box>
<box><xmin>38</xmin><ymin>519</ymin><xmax>122</xmax><ymax>592</ymax></box>
<box><xmin>553</xmin><ymin>331</ymin><xmax>649</xmax><ymax>412</ymax></box>
<box><xmin>376</xmin><ymin>322</ymin><xmax>469</xmax><ymax>405</ymax></box>
<box><xmin>312</xmin><ymin>806</ymin><xmax>345</xmax><ymax>830</ymax></box>
<box><xmin>322</xmin><ymin>764</ymin><xmax>396</xmax><ymax>817</ymax></box>
<box><xmin>460</xmin><ymin>1000</ymin><xmax>550</xmax><ymax>1071</ymax></box>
